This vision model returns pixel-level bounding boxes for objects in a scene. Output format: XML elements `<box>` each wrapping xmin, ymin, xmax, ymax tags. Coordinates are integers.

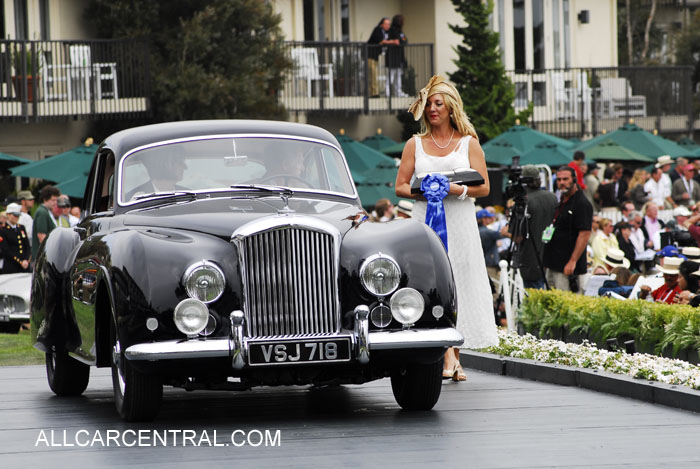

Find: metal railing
<box><xmin>280</xmin><ymin>41</ymin><xmax>433</xmax><ymax>114</ymax></box>
<box><xmin>508</xmin><ymin>66</ymin><xmax>695</xmax><ymax>138</ymax></box>
<box><xmin>0</xmin><ymin>39</ymin><xmax>151</xmax><ymax>122</ymax></box>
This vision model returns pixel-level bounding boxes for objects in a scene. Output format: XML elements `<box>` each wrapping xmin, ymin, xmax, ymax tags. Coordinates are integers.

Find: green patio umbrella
<box><xmin>337</xmin><ymin>133</ymin><xmax>397</xmax><ymax>185</ymax></box>
<box><xmin>56</xmin><ymin>173</ymin><xmax>89</xmax><ymax>198</ymax></box>
<box><xmin>573</xmin><ymin>123</ymin><xmax>690</xmax><ymax>158</ymax></box>
<box><xmin>0</xmin><ymin>151</ymin><xmax>32</xmax><ymax>166</ymax></box>
<box><xmin>580</xmin><ymin>138</ymin><xmax>654</xmax><ymax>162</ymax></box>
<box><xmin>486</xmin><ymin>124</ymin><xmax>575</xmax><ymax>153</ymax></box>
<box><xmin>362</xmin><ymin>132</ymin><xmax>398</xmax><ymax>152</ymax></box>
<box><xmin>11</xmin><ymin>144</ymin><xmax>98</xmax><ymax>183</ymax></box>
<box><xmin>518</xmin><ymin>142</ymin><xmax>573</xmax><ymax>166</ymax></box>
<box><xmin>677</xmin><ymin>137</ymin><xmax>700</xmax><ymax>152</ymax></box>
<box><xmin>355</xmin><ymin>183</ymin><xmax>403</xmax><ymax>208</ymax></box>
<box><xmin>381</xmin><ymin>141</ymin><xmax>406</xmax><ymax>157</ymax></box>
<box><xmin>482</xmin><ymin>140</ymin><xmax>524</xmax><ymax>166</ymax></box>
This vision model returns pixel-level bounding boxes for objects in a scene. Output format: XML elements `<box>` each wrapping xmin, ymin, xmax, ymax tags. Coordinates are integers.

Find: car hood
<box><xmin>122</xmin><ymin>196</ymin><xmax>366</xmax><ymax>238</ymax></box>
<box><xmin>0</xmin><ymin>273</ymin><xmax>32</xmax><ymax>298</ymax></box>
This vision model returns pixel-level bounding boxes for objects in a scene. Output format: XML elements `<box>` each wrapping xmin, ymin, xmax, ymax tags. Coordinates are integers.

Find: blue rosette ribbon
<box><xmin>421</xmin><ymin>173</ymin><xmax>450</xmax><ymax>251</ymax></box>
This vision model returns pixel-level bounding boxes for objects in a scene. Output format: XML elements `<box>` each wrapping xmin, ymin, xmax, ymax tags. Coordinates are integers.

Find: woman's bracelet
<box><xmin>457</xmin><ymin>185</ymin><xmax>468</xmax><ymax>200</ymax></box>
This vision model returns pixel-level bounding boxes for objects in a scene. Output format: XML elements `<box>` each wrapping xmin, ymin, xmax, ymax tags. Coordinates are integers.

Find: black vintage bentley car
<box><xmin>31</xmin><ymin>120</ymin><xmax>462</xmax><ymax>421</ymax></box>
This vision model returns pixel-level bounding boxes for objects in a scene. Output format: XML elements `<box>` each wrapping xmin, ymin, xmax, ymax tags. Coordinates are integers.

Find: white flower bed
<box><xmin>479</xmin><ymin>329</ymin><xmax>700</xmax><ymax>390</ymax></box>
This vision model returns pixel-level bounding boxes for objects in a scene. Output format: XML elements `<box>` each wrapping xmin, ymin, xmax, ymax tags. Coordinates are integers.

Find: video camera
<box><xmin>660</xmin><ymin>230</ymin><xmax>696</xmax><ymax>248</ymax></box>
<box><xmin>504</xmin><ymin>156</ymin><xmax>534</xmax><ymax>207</ymax></box>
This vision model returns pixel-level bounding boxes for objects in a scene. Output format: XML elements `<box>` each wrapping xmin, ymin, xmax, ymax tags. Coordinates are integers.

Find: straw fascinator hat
<box><xmin>407</xmin><ymin>75</ymin><xmax>478</xmax><ymax>139</ymax></box>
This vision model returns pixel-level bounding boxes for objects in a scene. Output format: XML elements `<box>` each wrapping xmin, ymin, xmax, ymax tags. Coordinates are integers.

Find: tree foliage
<box><xmin>675</xmin><ymin>10</ymin><xmax>700</xmax><ymax>115</ymax></box>
<box><xmin>447</xmin><ymin>0</ymin><xmax>529</xmax><ymax>142</ymax></box>
<box><xmin>86</xmin><ymin>0</ymin><xmax>290</xmax><ymax>124</ymax></box>
<box><xmin>617</xmin><ymin>0</ymin><xmax>664</xmax><ymax>65</ymax></box>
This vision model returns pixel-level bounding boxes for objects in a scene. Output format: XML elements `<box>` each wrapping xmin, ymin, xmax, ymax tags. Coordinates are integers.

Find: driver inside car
<box><xmin>262</xmin><ymin>147</ymin><xmax>311</xmax><ymax>188</ymax></box>
<box><xmin>127</xmin><ymin>145</ymin><xmax>189</xmax><ymax>200</ymax></box>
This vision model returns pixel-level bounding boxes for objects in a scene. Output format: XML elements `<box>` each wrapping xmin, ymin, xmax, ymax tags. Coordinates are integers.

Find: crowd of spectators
<box><xmin>0</xmin><ymin>185</ymin><xmax>79</xmax><ymax>274</ymax></box>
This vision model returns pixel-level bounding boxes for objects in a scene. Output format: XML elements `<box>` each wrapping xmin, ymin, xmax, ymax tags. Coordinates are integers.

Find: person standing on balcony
<box><xmin>387</xmin><ymin>15</ymin><xmax>408</xmax><ymax>98</ymax></box>
<box><xmin>367</xmin><ymin>17</ymin><xmax>395</xmax><ymax>98</ymax></box>
<box><xmin>395</xmin><ymin>75</ymin><xmax>498</xmax><ymax>382</ymax></box>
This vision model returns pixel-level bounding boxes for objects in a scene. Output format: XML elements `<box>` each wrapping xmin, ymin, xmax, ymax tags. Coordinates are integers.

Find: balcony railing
<box><xmin>508</xmin><ymin>66</ymin><xmax>696</xmax><ymax>138</ymax></box>
<box><xmin>280</xmin><ymin>41</ymin><xmax>433</xmax><ymax>114</ymax></box>
<box><xmin>0</xmin><ymin>39</ymin><xmax>150</xmax><ymax>122</ymax></box>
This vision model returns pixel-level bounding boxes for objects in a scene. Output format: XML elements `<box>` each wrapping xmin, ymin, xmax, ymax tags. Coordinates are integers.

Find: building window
<box><xmin>498</xmin><ymin>0</ymin><xmax>506</xmax><ymax>62</ymax></box>
<box><xmin>39</xmin><ymin>0</ymin><xmax>50</xmax><ymax>40</ymax></box>
<box><xmin>14</xmin><ymin>0</ymin><xmax>27</xmax><ymax>40</ymax></box>
<box><xmin>303</xmin><ymin>0</ymin><xmax>315</xmax><ymax>41</ymax></box>
<box><xmin>563</xmin><ymin>0</ymin><xmax>571</xmax><ymax>68</ymax></box>
<box><xmin>552</xmin><ymin>0</ymin><xmax>560</xmax><ymax>69</ymax></box>
<box><xmin>340</xmin><ymin>0</ymin><xmax>349</xmax><ymax>42</ymax></box>
<box><xmin>513</xmin><ymin>0</ymin><xmax>525</xmax><ymax>71</ymax></box>
<box><xmin>533</xmin><ymin>81</ymin><xmax>546</xmax><ymax>106</ymax></box>
<box><xmin>532</xmin><ymin>0</ymin><xmax>544</xmax><ymax>70</ymax></box>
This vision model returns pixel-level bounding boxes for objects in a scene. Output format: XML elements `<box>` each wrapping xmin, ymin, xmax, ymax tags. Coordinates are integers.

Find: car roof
<box><xmin>101</xmin><ymin>120</ymin><xmax>340</xmax><ymax>158</ymax></box>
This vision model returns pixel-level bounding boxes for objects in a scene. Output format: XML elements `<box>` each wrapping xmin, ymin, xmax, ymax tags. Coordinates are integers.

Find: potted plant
<box><xmin>11</xmin><ymin>45</ymin><xmax>40</xmax><ymax>102</ymax></box>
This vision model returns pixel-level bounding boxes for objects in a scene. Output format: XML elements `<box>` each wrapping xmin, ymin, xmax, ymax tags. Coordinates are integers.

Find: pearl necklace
<box><xmin>430</xmin><ymin>128</ymin><xmax>455</xmax><ymax>149</ymax></box>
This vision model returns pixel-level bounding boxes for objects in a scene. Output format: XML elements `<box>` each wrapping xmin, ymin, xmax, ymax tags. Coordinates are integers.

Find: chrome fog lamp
<box><xmin>389</xmin><ymin>288</ymin><xmax>424</xmax><ymax>325</ymax></box>
<box><xmin>360</xmin><ymin>253</ymin><xmax>400</xmax><ymax>296</ymax></box>
<box><xmin>173</xmin><ymin>299</ymin><xmax>209</xmax><ymax>336</ymax></box>
<box><xmin>183</xmin><ymin>261</ymin><xmax>225</xmax><ymax>303</ymax></box>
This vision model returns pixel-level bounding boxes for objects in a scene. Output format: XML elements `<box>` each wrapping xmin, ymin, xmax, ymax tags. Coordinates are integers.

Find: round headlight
<box><xmin>389</xmin><ymin>288</ymin><xmax>424</xmax><ymax>325</ymax></box>
<box><xmin>360</xmin><ymin>254</ymin><xmax>401</xmax><ymax>296</ymax></box>
<box><xmin>183</xmin><ymin>261</ymin><xmax>225</xmax><ymax>303</ymax></box>
<box><xmin>173</xmin><ymin>299</ymin><xmax>209</xmax><ymax>336</ymax></box>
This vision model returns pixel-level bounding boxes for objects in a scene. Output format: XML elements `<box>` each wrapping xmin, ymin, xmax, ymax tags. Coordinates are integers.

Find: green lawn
<box><xmin>0</xmin><ymin>330</ymin><xmax>44</xmax><ymax>366</ymax></box>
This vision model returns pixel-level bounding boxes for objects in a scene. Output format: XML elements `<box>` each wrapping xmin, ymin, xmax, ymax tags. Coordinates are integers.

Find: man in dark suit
<box><xmin>0</xmin><ymin>203</ymin><xmax>30</xmax><ymax>273</ymax></box>
<box><xmin>597</xmin><ymin>163</ymin><xmax>628</xmax><ymax>208</ymax></box>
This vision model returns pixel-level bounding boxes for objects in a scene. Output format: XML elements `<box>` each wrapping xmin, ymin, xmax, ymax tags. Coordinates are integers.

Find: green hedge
<box><xmin>520</xmin><ymin>290</ymin><xmax>700</xmax><ymax>357</ymax></box>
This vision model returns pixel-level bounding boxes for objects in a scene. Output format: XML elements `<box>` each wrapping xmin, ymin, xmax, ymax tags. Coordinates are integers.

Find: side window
<box><xmin>89</xmin><ymin>151</ymin><xmax>116</xmax><ymax>213</ymax></box>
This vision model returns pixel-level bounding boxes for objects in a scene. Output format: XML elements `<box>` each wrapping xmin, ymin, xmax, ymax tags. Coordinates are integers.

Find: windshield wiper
<box><xmin>229</xmin><ymin>184</ymin><xmax>294</xmax><ymax>196</ymax></box>
<box><xmin>132</xmin><ymin>190</ymin><xmax>198</xmax><ymax>201</ymax></box>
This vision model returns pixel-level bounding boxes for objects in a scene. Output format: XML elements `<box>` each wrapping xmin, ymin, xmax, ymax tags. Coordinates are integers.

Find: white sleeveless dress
<box><xmin>412</xmin><ymin>135</ymin><xmax>499</xmax><ymax>349</ymax></box>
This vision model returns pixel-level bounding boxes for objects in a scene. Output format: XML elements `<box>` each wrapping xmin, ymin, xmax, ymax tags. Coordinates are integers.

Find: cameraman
<box><xmin>514</xmin><ymin>166</ymin><xmax>557</xmax><ymax>289</ymax></box>
<box><xmin>542</xmin><ymin>166</ymin><xmax>593</xmax><ymax>292</ymax></box>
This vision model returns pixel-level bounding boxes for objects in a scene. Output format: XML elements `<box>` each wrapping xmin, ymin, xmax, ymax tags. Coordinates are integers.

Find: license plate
<box><xmin>248</xmin><ymin>337</ymin><xmax>351</xmax><ymax>366</ymax></box>
<box><xmin>0</xmin><ymin>314</ymin><xmax>8</xmax><ymax>322</ymax></box>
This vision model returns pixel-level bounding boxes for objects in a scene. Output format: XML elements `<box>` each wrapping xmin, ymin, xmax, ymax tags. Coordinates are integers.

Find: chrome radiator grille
<box><xmin>239</xmin><ymin>227</ymin><xmax>339</xmax><ymax>337</ymax></box>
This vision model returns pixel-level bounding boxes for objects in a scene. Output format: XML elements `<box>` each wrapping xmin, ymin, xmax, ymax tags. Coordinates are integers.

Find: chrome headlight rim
<box><xmin>182</xmin><ymin>260</ymin><xmax>225</xmax><ymax>304</ymax></box>
<box><xmin>173</xmin><ymin>298</ymin><xmax>210</xmax><ymax>336</ymax></box>
<box><xmin>359</xmin><ymin>253</ymin><xmax>401</xmax><ymax>297</ymax></box>
<box><xmin>389</xmin><ymin>287</ymin><xmax>425</xmax><ymax>325</ymax></box>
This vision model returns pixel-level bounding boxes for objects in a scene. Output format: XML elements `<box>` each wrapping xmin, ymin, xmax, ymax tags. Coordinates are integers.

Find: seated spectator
<box><xmin>615</xmin><ymin>221</ymin><xmax>636</xmax><ymax>268</ymax></box>
<box><xmin>395</xmin><ymin>200</ymin><xmax>413</xmax><ymax>218</ymax></box>
<box><xmin>592</xmin><ymin>218</ymin><xmax>618</xmax><ymax>270</ymax></box>
<box><xmin>589</xmin><ymin>214</ymin><xmax>601</xmax><ymax>246</ymax></box>
<box><xmin>638</xmin><ymin>256</ymin><xmax>683</xmax><ymax>304</ymax></box>
<box><xmin>592</xmin><ymin>247</ymin><xmax>630</xmax><ymax>275</ymax></box>
<box><xmin>477</xmin><ymin>208</ymin><xmax>503</xmax><ymax>280</ymax></box>
<box><xmin>372</xmin><ymin>198</ymin><xmax>394</xmax><ymax>222</ymax></box>
<box><xmin>681</xmin><ymin>246</ymin><xmax>700</xmax><ymax>262</ymax></box>
<box><xmin>640</xmin><ymin>202</ymin><xmax>664</xmax><ymax>248</ymax></box>
<box><xmin>598</xmin><ymin>265</ymin><xmax>634</xmax><ymax>298</ymax></box>
<box><xmin>674</xmin><ymin>260</ymin><xmax>700</xmax><ymax>304</ymax></box>
<box><xmin>628</xmin><ymin>169</ymin><xmax>650</xmax><ymax>211</ymax></box>
<box><xmin>671</xmin><ymin>163</ymin><xmax>700</xmax><ymax>207</ymax></box>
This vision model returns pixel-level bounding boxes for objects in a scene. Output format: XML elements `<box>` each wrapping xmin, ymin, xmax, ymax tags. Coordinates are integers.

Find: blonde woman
<box><xmin>592</xmin><ymin>218</ymin><xmax>619</xmax><ymax>270</ymax></box>
<box><xmin>396</xmin><ymin>75</ymin><xmax>498</xmax><ymax>382</ymax></box>
<box><xmin>627</xmin><ymin>169</ymin><xmax>650</xmax><ymax>210</ymax></box>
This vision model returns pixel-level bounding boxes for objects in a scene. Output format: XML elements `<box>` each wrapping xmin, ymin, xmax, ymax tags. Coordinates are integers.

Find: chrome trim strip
<box><xmin>230</xmin><ymin>310</ymin><xmax>246</xmax><ymax>370</ymax></box>
<box><xmin>368</xmin><ymin>328</ymin><xmax>464</xmax><ymax>350</ymax></box>
<box><xmin>7</xmin><ymin>313</ymin><xmax>30</xmax><ymax>321</ymax></box>
<box><xmin>354</xmin><ymin>305</ymin><xmax>370</xmax><ymax>364</ymax></box>
<box><xmin>117</xmin><ymin>133</ymin><xmax>358</xmax><ymax>206</ymax></box>
<box><xmin>124</xmin><ymin>338</ymin><xmax>231</xmax><ymax>360</ymax></box>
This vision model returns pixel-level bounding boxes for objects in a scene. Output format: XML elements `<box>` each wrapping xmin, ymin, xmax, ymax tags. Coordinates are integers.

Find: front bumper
<box><xmin>0</xmin><ymin>312</ymin><xmax>29</xmax><ymax>322</ymax></box>
<box><xmin>124</xmin><ymin>307</ymin><xmax>464</xmax><ymax>366</ymax></box>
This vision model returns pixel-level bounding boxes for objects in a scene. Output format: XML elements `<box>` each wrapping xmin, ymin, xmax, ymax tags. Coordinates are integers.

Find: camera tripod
<box><xmin>495</xmin><ymin>201</ymin><xmax>549</xmax><ymax>331</ymax></box>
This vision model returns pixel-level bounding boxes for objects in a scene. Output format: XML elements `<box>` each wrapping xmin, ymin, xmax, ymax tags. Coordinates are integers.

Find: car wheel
<box><xmin>110</xmin><ymin>320</ymin><xmax>162</xmax><ymax>422</ymax></box>
<box><xmin>45</xmin><ymin>348</ymin><xmax>90</xmax><ymax>396</ymax></box>
<box><xmin>0</xmin><ymin>322</ymin><xmax>21</xmax><ymax>333</ymax></box>
<box><xmin>390</xmin><ymin>358</ymin><xmax>443</xmax><ymax>411</ymax></box>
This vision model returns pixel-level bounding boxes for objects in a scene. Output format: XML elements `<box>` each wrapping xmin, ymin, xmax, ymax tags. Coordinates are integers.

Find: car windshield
<box><xmin>119</xmin><ymin>137</ymin><xmax>355</xmax><ymax>204</ymax></box>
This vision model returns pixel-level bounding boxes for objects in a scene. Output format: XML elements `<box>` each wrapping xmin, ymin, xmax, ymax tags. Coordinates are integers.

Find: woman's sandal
<box><xmin>452</xmin><ymin>365</ymin><xmax>467</xmax><ymax>382</ymax></box>
<box><xmin>442</xmin><ymin>363</ymin><xmax>457</xmax><ymax>379</ymax></box>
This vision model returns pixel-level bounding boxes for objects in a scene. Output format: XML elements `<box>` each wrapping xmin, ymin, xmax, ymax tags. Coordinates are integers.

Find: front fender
<box><xmin>340</xmin><ymin>218</ymin><xmax>457</xmax><ymax>329</ymax></box>
<box><xmin>31</xmin><ymin>227</ymin><xmax>81</xmax><ymax>352</ymax></box>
